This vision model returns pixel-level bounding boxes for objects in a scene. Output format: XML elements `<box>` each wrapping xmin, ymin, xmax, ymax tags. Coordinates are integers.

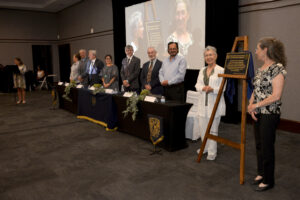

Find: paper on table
<box><xmin>144</xmin><ymin>96</ymin><xmax>157</xmax><ymax>103</ymax></box>
<box><xmin>105</xmin><ymin>89</ymin><xmax>114</xmax><ymax>94</ymax></box>
<box><xmin>89</xmin><ymin>86</ymin><xmax>95</xmax><ymax>91</ymax></box>
<box><xmin>123</xmin><ymin>92</ymin><xmax>133</xmax><ymax>97</ymax></box>
<box><xmin>65</xmin><ymin>83</ymin><xmax>70</xmax><ymax>86</ymax></box>
<box><xmin>58</xmin><ymin>82</ymin><xmax>63</xmax><ymax>85</ymax></box>
<box><xmin>76</xmin><ymin>84</ymin><xmax>83</xmax><ymax>89</ymax></box>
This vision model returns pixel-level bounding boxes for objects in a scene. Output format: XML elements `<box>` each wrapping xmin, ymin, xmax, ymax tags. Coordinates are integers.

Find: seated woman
<box><xmin>195</xmin><ymin>46</ymin><xmax>226</xmax><ymax>161</ymax></box>
<box><xmin>70</xmin><ymin>53</ymin><xmax>81</xmax><ymax>83</ymax></box>
<box><xmin>101</xmin><ymin>55</ymin><xmax>119</xmax><ymax>91</ymax></box>
<box><xmin>37</xmin><ymin>66</ymin><xmax>45</xmax><ymax>82</ymax></box>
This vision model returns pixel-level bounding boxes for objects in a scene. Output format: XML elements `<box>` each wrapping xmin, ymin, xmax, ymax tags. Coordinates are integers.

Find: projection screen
<box><xmin>125</xmin><ymin>0</ymin><xmax>205</xmax><ymax>69</ymax></box>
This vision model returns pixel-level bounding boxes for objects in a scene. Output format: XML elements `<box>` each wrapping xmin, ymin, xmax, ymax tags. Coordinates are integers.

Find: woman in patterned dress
<box><xmin>13</xmin><ymin>57</ymin><xmax>27</xmax><ymax>104</ymax></box>
<box><xmin>248</xmin><ymin>37</ymin><xmax>287</xmax><ymax>192</ymax></box>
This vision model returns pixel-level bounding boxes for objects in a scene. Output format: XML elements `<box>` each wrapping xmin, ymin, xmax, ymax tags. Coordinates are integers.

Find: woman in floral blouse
<box><xmin>248</xmin><ymin>37</ymin><xmax>287</xmax><ymax>192</ymax></box>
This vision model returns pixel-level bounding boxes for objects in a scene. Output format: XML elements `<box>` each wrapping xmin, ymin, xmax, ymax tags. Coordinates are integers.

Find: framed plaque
<box><xmin>224</xmin><ymin>52</ymin><xmax>250</xmax><ymax>76</ymax></box>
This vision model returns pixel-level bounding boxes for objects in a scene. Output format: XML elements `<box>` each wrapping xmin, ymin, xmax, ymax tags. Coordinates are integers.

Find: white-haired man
<box><xmin>81</xmin><ymin>50</ymin><xmax>104</xmax><ymax>86</ymax></box>
<box><xmin>140</xmin><ymin>47</ymin><xmax>163</xmax><ymax>95</ymax></box>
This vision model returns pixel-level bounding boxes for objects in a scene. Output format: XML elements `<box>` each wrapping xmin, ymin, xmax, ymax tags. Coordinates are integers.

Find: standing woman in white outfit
<box><xmin>195</xmin><ymin>46</ymin><xmax>226</xmax><ymax>160</ymax></box>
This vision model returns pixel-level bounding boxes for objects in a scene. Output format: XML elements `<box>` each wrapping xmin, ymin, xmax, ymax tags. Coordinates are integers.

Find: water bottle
<box><xmin>161</xmin><ymin>96</ymin><xmax>165</xmax><ymax>103</ymax></box>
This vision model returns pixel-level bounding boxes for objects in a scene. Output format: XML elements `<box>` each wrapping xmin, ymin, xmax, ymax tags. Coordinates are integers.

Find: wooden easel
<box><xmin>197</xmin><ymin>36</ymin><xmax>249</xmax><ymax>185</ymax></box>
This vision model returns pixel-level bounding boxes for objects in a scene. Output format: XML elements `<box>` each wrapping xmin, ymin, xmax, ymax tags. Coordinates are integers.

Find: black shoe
<box><xmin>254</xmin><ymin>184</ymin><xmax>274</xmax><ymax>192</ymax></box>
<box><xmin>251</xmin><ymin>178</ymin><xmax>263</xmax><ymax>185</ymax></box>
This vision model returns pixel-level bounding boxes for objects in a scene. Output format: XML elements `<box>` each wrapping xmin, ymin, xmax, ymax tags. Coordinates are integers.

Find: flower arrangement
<box><xmin>92</xmin><ymin>83</ymin><xmax>105</xmax><ymax>95</ymax></box>
<box><xmin>123</xmin><ymin>89</ymin><xmax>150</xmax><ymax>121</ymax></box>
<box><xmin>62</xmin><ymin>80</ymin><xmax>76</xmax><ymax>101</ymax></box>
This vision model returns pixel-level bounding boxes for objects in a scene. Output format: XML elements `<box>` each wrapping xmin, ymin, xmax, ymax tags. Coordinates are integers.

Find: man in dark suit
<box><xmin>120</xmin><ymin>45</ymin><xmax>140</xmax><ymax>92</ymax></box>
<box><xmin>78</xmin><ymin>49</ymin><xmax>89</xmax><ymax>85</ymax></box>
<box><xmin>81</xmin><ymin>50</ymin><xmax>104</xmax><ymax>86</ymax></box>
<box><xmin>140</xmin><ymin>47</ymin><xmax>163</xmax><ymax>95</ymax></box>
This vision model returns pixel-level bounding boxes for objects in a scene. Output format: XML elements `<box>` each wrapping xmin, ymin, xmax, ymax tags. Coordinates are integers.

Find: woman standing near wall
<box><xmin>13</xmin><ymin>57</ymin><xmax>27</xmax><ymax>104</ymax></box>
<box><xmin>248</xmin><ymin>37</ymin><xmax>287</xmax><ymax>192</ymax></box>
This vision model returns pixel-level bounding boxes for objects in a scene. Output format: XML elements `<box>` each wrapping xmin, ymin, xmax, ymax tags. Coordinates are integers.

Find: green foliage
<box><xmin>123</xmin><ymin>89</ymin><xmax>150</xmax><ymax>121</ymax></box>
<box><xmin>62</xmin><ymin>81</ymin><xmax>76</xmax><ymax>102</ymax></box>
<box><xmin>92</xmin><ymin>83</ymin><xmax>105</xmax><ymax>95</ymax></box>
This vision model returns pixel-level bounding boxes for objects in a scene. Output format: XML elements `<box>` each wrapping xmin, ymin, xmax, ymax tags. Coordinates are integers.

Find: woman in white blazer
<box><xmin>195</xmin><ymin>46</ymin><xmax>226</xmax><ymax>160</ymax></box>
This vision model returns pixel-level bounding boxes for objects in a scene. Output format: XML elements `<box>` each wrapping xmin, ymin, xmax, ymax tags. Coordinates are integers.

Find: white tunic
<box><xmin>195</xmin><ymin>65</ymin><xmax>226</xmax><ymax>118</ymax></box>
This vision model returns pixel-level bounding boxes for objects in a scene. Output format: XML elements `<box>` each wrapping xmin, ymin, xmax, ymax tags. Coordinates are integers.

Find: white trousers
<box><xmin>199</xmin><ymin>107</ymin><xmax>221</xmax><ymax>156</ymax></box>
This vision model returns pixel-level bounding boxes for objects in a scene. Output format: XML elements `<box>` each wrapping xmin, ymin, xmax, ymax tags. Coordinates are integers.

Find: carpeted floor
<box><xmin>0</xmin><ymin>91</ymin><xmax>299</xmax><ymax>200</ymax></box>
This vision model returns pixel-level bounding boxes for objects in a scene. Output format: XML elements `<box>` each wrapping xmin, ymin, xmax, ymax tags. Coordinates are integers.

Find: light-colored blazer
<box><xmin>70</xmin><ymin>61</ymin><xmax>80</xmax><ymax>82</ymax></box>
<box><xmin>195</xmin><ymin>65</ymin><xmax>226</xmax><ymax>118</ymax></box>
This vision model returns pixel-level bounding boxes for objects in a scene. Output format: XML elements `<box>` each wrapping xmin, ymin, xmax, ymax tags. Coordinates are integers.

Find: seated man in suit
<box><xmin>81</xmin><ymin>50</ymin><xmax>104</xmax><ymax>86</ymax></box>
<box><xmin>140</xmin><ymin>47</ymin><xmax>163</xmax><ymax>95</ymax></box>
<box><xmin>120</xmin><ymin>45</ymin><xmax>140</xmax><ymax>92</ymax></box>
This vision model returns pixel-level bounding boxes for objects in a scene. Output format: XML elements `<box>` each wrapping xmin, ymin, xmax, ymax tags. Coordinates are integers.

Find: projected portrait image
<box><xmin>128</xmin><ymin>11</ymin><xmax>147</xmax><ymax>56</ymax></box>
<box><xmin>126</xmin><ymin>0</ymin><xmax>205</xmax><ymax>69</ymax></box>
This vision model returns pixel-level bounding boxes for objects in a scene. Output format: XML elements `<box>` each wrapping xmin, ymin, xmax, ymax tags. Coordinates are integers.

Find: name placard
<box><xmin>105</xmin><ymin>89</ymin><xmax>114</xmax><ymax>94</ymax></box>
<box><xmin>58</xmin><ymin>82</ymin><xmax>63</xmax><ymax>85</ymax></box>
<box><xmin>89</xmin><ymin>86</ymin><xmax>95</xmax><ymax>91</ymax></box>
<box><xmin>144</xmin><ymin>96</ymin><xmax>157</xmax><ymax>103</ymax></box>
<box><xmin>224</xmin><ymin>52</ymin><xmax>250</xmax><ymax>76</ymax></box>
<box><xmin>65</xmin><ymin>83</ymin><xmax>70</xmax><ymax>86</ymax></box>
<box><xmin>123</xmin><ymin>92</ymin><xmax>133</xmax><ymax>97</ymax></box>
<box><xmin>76</xmin><ymin>84</ymin><xmax>83</xmax><ymax>89</ymax></box>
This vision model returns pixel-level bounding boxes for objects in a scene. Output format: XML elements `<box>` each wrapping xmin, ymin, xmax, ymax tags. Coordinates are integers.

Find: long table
<box><xmin>56</xmin><ymin>85</ymin><xmax>192</xmax><ymax>151</ymax></box>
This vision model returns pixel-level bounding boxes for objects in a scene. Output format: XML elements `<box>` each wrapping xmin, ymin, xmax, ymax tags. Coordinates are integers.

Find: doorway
<box><xmin>58</xmin><ymin>44</ymin><xmax>71</xmax><ymax>82</ymax></box>
<box><xmin>32</xmin><ymin>45</ymin><xmax>53</xmax><ymax>75</ymax></box>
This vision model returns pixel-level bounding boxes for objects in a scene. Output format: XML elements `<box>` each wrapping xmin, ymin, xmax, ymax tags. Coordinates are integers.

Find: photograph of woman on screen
<box><xmin>129</xmin><ymin>11</ymin><xmax>146</xmax><ymax>57</ymax></box>
<box><xmin>166</xmin><ymin>0</ymin><xmax>193</xmax><ymax>57</ymax></box>
<box><xmin>165</xmin><ymin>0</ymin><xmax>203</xmax><ymax>69</ymax></box>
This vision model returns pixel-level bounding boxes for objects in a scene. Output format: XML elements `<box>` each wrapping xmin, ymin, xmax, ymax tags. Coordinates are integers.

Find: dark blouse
<box><xmin>253</xmin><ymin>63</ymin><xmax>287</xmax><ymax>114</ymax></box>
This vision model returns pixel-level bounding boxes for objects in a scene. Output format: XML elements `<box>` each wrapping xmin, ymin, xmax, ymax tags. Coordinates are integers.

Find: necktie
<box><xmin>89</xmin><ymin>61</ymin><xmax>94</xmax><ymax>74</ymax></box>
<box><xmin>146</xmin><ymin>61</ymin><xmax>153</xmax><ymax>83</ymax></box>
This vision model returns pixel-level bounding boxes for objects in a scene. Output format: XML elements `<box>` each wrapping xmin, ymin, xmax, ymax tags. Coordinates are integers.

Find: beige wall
<box><xmin>239</xmin><ymin>0</ymin><xmax>300</xmax><ymax>121</ymax></box>
<box><xmin>0</xmin><ymin>9</ymin><xmax>57</xmax><ymax>70</ymax></box>
<box><xmin>0</xmin><ymin>0</ymin><xmax>114</xmax><ymax>81</ymax></box>
<box><xmin>57</xmin><ymin>0</ymin><xmax>114</xmax><ymax>65</ymax></box>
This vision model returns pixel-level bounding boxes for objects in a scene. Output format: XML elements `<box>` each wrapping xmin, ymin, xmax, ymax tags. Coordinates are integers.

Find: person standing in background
<box><xmin>13</xmin><ymin>57</ymin><xmax>27</xmax><ymax>104</ymax></box>
<box><xmin>70</xmin><ymin>53</ymin><xmax>81</xmax><ymax>83</ymax></box>
<box><xmin>78</xmin><ymin>49</ymin><xmax>89</xmax><ymax>85</ymax></box>
<box><xmin>159</xmin><ymin>42</ymin><xmax>187</xmax><ymax>102</ymax></box>
<box><xmin>120</xmin><ymin>45</ymin><xmax>141</xmax><ymax>92</ymax></box>
<box><xmin>248</xmin><ymin>37</ymin><xmax>287</xmax><ymax>192</ymax></box>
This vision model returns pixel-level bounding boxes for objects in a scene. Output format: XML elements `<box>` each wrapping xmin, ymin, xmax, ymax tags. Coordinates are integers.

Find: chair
<box><xmin>39</xmin><ymin>76</ymin><xmax>48</xmax><ymax>90</ymax></box>
<box><xmin>39</xmin><ymin>74</ymin><xmax>56</xmax><ymax>90</ymax></box>
<box><xmin>185</xmin><ymin>90</ymin><xmax>201</xmax><ymax>141</ymax></box>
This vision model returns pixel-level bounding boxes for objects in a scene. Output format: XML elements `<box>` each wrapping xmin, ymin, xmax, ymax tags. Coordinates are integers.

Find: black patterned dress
<box><xmin>253</xmin><ymin>63</ymin><xmax>287</xmax><ymax>114</ymax></box>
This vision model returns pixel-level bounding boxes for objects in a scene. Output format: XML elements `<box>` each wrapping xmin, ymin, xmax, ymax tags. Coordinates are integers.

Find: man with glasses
<box><xmin>159</xmin><ymin>42</ymin><xmax>187</xmax><ymax>102</ymax></box>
